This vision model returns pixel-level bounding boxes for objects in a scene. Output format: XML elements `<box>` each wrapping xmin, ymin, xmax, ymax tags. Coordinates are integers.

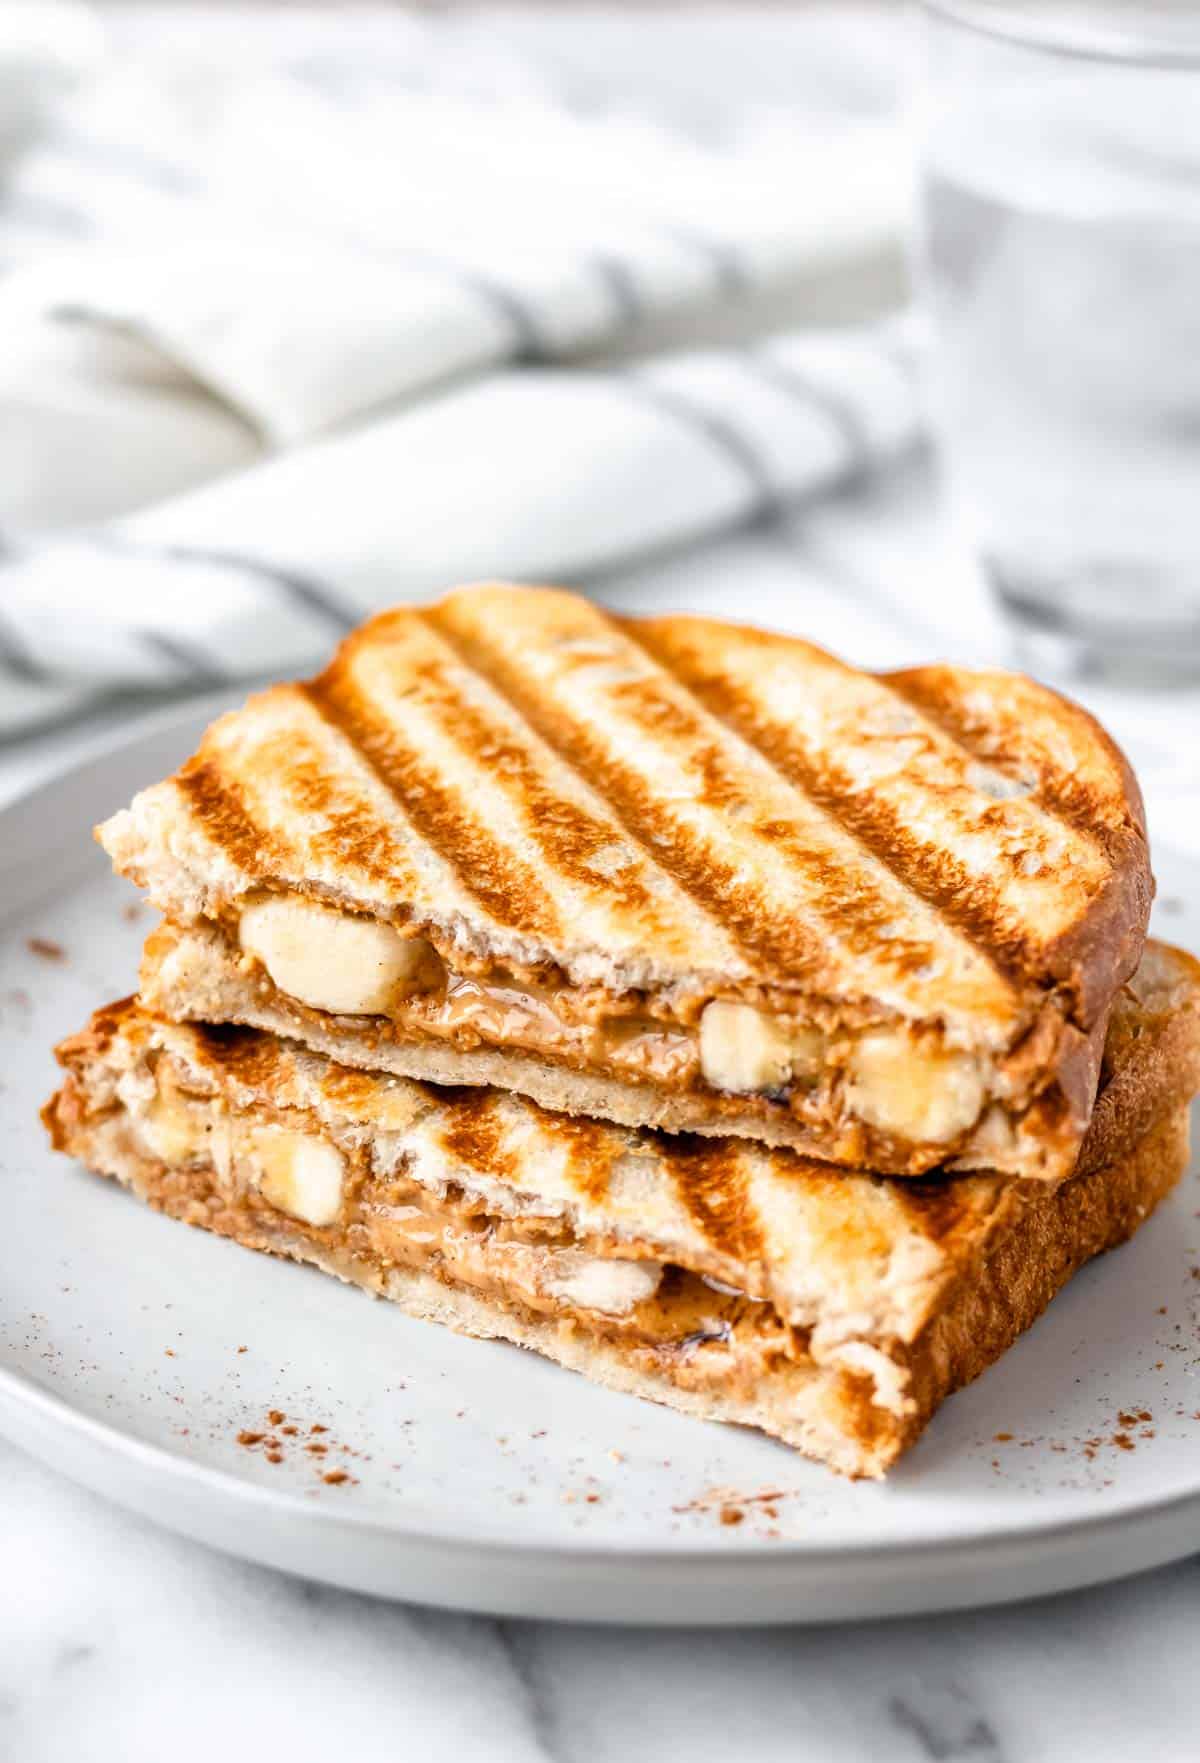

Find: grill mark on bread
<box><xmin>319</xmin><ymin>1063</ymin><xmax>424</xmax><ymax>1117</ymax></box>
<box><xmin>428</xmin><ymin>601</ymin><xmax>938</xmax><ymax>983</ymax></box>
<box><xmin>401</xmin><ymin>619</ymin><xmax>685</xmax><ymax>943</ymax></box>
<box><xmin>666</xmin><ymin>1136</ymin><xmax>763</xmax><ymax>1264</ymax></box>
<box><xmin>882</xmin><ymin>665</ymin><xmax>1152</xmax><ymax>1021</ymax></box>
<box><xmin>79</xmin><ymin>994</ymin><xmax>139</xmax><ymax>1051</ymax></box>
<box><xmin>612</xmin><ymin>669</ymin><xmax>951</xmax><ymax>978</ymax></box>
<box><xmin>884</xmin><ymin>667</ymin><xmax>1143</xmax><ymax>859</ymax></box>
<box><xmin>177</xmin><ymin>758</ymin><xmax>281</xmax><ymax>877</ymax></box>
<box><xmin>436</xmin><ymin>1089</ymin><xmax>521</xmax><ymax>1187</ymax></box>
<box><xmin>891</xmin><ymin>1174</ymin><xmax>1000</xmax><ymax>1245</ymax></box>
<box><xmin>240</xmin><ymin>722</ymin><xmax>421</xmax><ymax>892</ymax></box>
<box><xmin>549</xmin><ymin>1113</ymin><xmax>619</xmax><ymax>1205</ymax></box>
<box><xmin>187</xmin><ymin>1021</ymin><xmax>292</xmax><ymax>1092</ymax></box>
<box><xmin>164</xmin><ymin>1021</ymin><xmax>435</xmax><ymax>1137</ymax></box>
<box><xmin>636</xmin><ymin>635</ymin><xmax>1040</xmax><ymax>987</ymax></box>
<box><xmin>303</xmin><ymin>663</ymin><xmax>563</xmax><ymax>941</ymax></box>
<box><xmin>504</xmin><ymin>702</ymin><xmax>813</xmax><ymax>974</ymax></box>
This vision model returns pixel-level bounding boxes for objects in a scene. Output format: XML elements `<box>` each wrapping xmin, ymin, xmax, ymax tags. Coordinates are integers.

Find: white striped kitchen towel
<box><xmin>0</xmin><ymin>3</ymin><xmax>917</xmax><ymax>734</ymax></box>
<box><xmin>0</xmin><ymin>321</ymin><xmax>922</xmax><ymax>733</ymax></box>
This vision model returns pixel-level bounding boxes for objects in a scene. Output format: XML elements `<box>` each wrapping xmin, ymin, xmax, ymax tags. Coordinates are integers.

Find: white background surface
<box><xmin>4</xmin><ymin>4</ymin><xmax>1200</xmax><ymax>1759</ymax></box>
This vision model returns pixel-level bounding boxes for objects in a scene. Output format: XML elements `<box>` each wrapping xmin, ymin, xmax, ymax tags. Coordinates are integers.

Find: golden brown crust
<box><xmin>631</xmin><ymin>617</ymin><xmax>1151</xmax><ymax>1033</ymax></box>
<box><xmin>898</xmin><ymin>1107</ymin><xmax>1187</xmax><ymax>1457</ymax></box>
<box><xmin>884</xmin><ymin>660</ymin><xmax>1152</xmax><ymax>1031</ymax></box>
<box><xmin>1078</xmin><ymin>942</ymin><xmax>1200</xmax><ymax>1175</ymax></box>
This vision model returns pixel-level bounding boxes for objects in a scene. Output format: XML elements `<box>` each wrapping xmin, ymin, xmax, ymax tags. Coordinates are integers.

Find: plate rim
<box><xmin>4</xmin><ymin>1349</ymin><xmax>1200</xmax><ymax>1624</ymax></box>
<box><xmin>4</xmin><ymin>1342</ymin><xmax>1200</xmax><ymax>1566</ymax></box>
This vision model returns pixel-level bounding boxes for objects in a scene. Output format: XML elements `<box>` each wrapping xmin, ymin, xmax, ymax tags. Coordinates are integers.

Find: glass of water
<box><xmin>915</xmin><ymin>2</ymin><xmax>1200</xmax><ymax>677</ymax></box>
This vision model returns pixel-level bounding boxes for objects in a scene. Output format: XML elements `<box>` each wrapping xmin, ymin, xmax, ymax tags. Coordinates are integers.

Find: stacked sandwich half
<box><xmin>45</xmin><ymin>585</ymin><xmax>1200</xmax><ymax>1476</ymax></box>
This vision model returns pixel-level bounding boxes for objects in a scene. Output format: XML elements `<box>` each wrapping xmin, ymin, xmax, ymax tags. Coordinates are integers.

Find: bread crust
<box><xmin>882</xmin><ymin>660</ymin><xmax>1152</xmax><ymax>1031</ymax></box>
<box><xmin>897</xmin><ymin>1107</ymin><xmax>1187</xmax><ymax>1456</ymax></box>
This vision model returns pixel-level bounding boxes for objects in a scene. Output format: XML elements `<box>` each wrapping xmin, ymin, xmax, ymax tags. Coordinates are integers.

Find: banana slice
<box><xmin>243</xmin><ymin>1124</ymin><xmax>345</xmax><ymax>1227</ymax></box>
<box><xmin>698</xmin><ymin>1001</ymin><xmax>822</xmax><ymax>1094</ymax></box>
<box><xmin>239</xmin><ymin>896</ymin><xmax>437</xmax><ymax>1016</ymax></box>
<box><xmin>845</xmin><ymin>1030</ymin><xmax>985</xmax><ymax>1144</ymax></box>
<box><xmin>141</xmin><ymin>1080</ymin><xmax>206</xmax><ymax>1162</ymax></box>
<box><xmin>545</xmin><ymin>1254</ymin><xmax>662</xmax><ymax>1315</ymax></box>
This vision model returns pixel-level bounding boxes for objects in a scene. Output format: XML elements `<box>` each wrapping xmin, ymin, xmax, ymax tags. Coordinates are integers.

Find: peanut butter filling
<box><xmin>115</xmin><ymin>1058</ymin><xmax>811</xmax><ymax>1399</ymax></box>
<box><xmin>220</xmin><ymin>892</ymin><xmax>1048</xmax><ymax>1157</ymax></box>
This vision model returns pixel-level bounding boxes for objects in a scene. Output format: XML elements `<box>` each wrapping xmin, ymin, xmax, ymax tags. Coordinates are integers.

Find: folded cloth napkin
<box><xmin>0</xmin><ymin>3</ymin><xmax>916</xmax><ymax>735</ymax></box>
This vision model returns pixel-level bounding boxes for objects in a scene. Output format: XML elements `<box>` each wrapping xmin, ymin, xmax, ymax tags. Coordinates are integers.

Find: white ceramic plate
<box><xmin>2</xmin><ymin>700</ymin><xmax>1199</xmax><ymax>1624</ymax></box>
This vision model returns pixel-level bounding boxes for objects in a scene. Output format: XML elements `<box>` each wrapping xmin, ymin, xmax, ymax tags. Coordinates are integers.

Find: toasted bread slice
<box><xmin>44</xmin><ymin>941</ymin><xmax>1199</xmax><ymax>1477</ymax></box>
<box><xmin>98</xmin><ymin>584</ymin><xmax>1151</xmax><ymax>1178</ymax></box>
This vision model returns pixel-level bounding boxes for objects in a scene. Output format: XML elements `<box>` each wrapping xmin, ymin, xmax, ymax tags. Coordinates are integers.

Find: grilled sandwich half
<box><xmin>100</xmin><ymin>584</ymin><xmax>1152</xmax><ymax>1181</ymax></box>
<box><xmin>44</xmin><ymin>941</ymin><xmax>1200</xmax><ymax>1477</ymax></box>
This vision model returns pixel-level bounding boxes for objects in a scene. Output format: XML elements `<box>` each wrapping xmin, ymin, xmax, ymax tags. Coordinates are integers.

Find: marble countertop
<box><xmin>1</xmin><ymin>1431</ymin><xmax>1196</xmax><ymax>1762</ymax></box>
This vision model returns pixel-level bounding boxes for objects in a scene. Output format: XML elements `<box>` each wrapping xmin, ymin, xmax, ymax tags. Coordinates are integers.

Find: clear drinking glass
<box><xmin>914</xmin><ymin>2</ymin><xmax>1200</xmax><ymax>677</ymax></box>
